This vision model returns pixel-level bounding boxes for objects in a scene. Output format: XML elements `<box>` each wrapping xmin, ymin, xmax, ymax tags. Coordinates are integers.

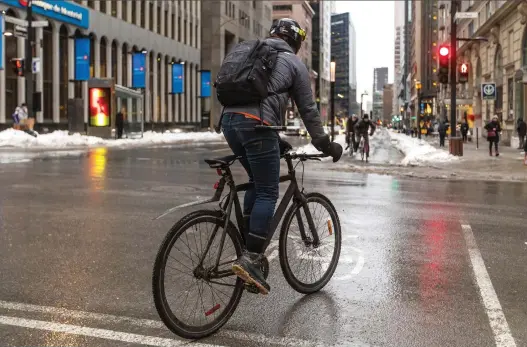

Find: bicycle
<box><xmin>357</xmin><ymin>135</ymin><xmax>370</xmax><ymax>162</ymax></box>
<box><xmin>152</xmin><ymin>147</ymin><xmax>342</xmax><ymax>339</ymax></box>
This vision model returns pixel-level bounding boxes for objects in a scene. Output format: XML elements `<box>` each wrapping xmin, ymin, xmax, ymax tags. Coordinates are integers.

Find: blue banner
<box><xmin>0</xmin><ymin>15</ymin><xmax>3</xmax><ymax>70</ymax></box>
<box><xmin>131</xmin><ymin>53</ymin><xmax>146</xmax><ymax>89</ymax></box>
<box><xmin>200</xmin><ymin>70</ymin><xmax>211</xmax><ymax>97</ymax></box>
<box><xmin>0</xmin><ymin>0</ymin><xmax>89</xmax><ymax>29</ymax></box>
<box><xmin>172</xmin><ymin>64</ymin><xmax>184</xmax><ymax>94</ymax></box>
<box><xmin>74</xmin><ymin>37</ymin><xmax>90</xmax><ymax>81</ymax></box>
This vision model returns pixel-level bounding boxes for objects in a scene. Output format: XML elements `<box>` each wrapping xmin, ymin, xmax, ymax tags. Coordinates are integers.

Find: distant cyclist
<box><xmin>346</xmin><ymin>114</ymin><xmax>359</xmax><ymax>152</ymax></box>
<box><xmin>354</xmin><ymin>114</ymin><xmax>376</xmax><ymax>159</ymax></box>
<box><xmin>214</xmin><ymin>18</ymin><xmax>343</xmax><ymax>295</ymax></box>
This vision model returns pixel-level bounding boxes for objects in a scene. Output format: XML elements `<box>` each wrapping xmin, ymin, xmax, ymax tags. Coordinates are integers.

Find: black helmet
<box><xmin>269</xmin><ymin>18</ymin><xmax>306</xmax><ymax>54</ymax></box>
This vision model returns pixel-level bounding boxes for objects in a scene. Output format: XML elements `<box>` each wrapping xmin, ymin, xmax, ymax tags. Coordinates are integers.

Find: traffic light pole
<box><xmin>25</xmin><ymin>0</ymin><xmax>34</xmax><ymax>120</ymax></box>
<box><xmin>449</xmin><ymin>0</ymin><xmax>457</xmax><ymax>137</ymax></box>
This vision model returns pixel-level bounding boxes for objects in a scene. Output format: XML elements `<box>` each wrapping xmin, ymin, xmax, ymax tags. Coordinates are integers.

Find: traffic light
<box><xmin>459</xmin><ymin>62</ymin><xmax>469</xmax><ymax>83</ymax></box>
<box><xmin>11</xmin><ymin>58</ymin><xmax>25</xmax><ymax>77</ymax></box>
<box><xmin>438</xmin><ymin>45</ymin><xmax>450</xmax><ymax>84</ymax></box>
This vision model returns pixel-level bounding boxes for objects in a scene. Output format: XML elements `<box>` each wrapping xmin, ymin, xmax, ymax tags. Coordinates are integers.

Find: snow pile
<box><xmin>388</xmin><ymin>131</ymin><xmax>459</xmax><ymax>166</ymax></box>
<box><xmin>0</xmin><ymin>129</ymin><xmax>224</xmax><ymax>149</ymax></box>
<box><xmin>294</xmin><ymin>134</ymin><xmax>347</xmax><ymax>159</ymax></box>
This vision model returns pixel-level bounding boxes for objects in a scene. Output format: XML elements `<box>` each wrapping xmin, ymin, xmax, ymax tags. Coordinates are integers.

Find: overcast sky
<box><xmin>335</xmin><ymin>1</ymin><xmax>395</xmax><ymax>104</ymax></box>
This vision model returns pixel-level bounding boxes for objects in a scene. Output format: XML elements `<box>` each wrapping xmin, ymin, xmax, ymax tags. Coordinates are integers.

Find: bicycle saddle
<box><xmin>204</xmin><ymin>155</ymin><xmax>241</xmax><ymax>168</ymax></box>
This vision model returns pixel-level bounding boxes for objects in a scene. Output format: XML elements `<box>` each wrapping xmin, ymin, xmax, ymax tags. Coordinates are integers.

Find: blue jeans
<box><xmin>221</xmin><ymin>113</ymin><xmax>280</xmax><ymax>253</ymax></box>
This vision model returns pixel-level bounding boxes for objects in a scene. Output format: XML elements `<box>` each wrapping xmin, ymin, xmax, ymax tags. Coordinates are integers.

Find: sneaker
<box><xmin>232</xmin><ymin>251</ymin><xmax>270</xmax><ymax>295</ymax></box>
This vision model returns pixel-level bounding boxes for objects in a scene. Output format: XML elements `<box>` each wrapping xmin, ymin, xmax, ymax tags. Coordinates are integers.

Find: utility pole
<box><xmin>449</xmin><ymin>0</ymin><xmax>457</xmax><ymax>137</ymax></box>
<box><xmin>25</xmin><ymin>0</ymin><xmax>34</xmax><ymax>120</ymax></box>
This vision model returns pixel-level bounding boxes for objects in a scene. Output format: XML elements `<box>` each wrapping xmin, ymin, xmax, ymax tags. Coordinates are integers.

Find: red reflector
<box><xmin>216</xmin><ymin>168</ymin><xmax>222</xmax><ymax>176</ymax></box>
<box><xmin>213</xmin><ymin>182</ymin><xmax>219</xmax><ymax>189</ymax></box>
<box><xmin>205</xmin><ymin>304</ymin><xmax>221</xmax><ymax>316</ymax></box>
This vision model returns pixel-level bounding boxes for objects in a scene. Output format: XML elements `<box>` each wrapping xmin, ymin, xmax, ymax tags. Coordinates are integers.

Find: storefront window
<box><xmin>507</xmin><ymin>78</ymin><xmax>513</xmax><ymax>120</ymax></box>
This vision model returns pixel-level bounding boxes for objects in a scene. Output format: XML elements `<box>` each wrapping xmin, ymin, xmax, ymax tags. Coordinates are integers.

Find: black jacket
<box><xmin>346</xmin><ymin>118</ymin><xmax>359</xmax><ymax>134</ymax></box>
<box><xmin>222</xmin><ymin>38</ymin><xmax>326</xmax><ymax>141</ymax></box>
<box><xmin>485</xmin><ymin>120</ymin><xmax>501</xmax><ymax>139</ymax></box>
<box><xmin>517</xmin><ymin>120</ymin><xmax>526</xmax><ymax>136</ymax></box>
<box><xmin>354</xmin><ymin>120</ymin><xmax>376</xmax><ymax>136</ymax></box>
<box><xmin>438</xmin><ymin>122</ymin><xmax>449</xmax><ymax>135</ymax></box>
<box><xmin>460</xmin><ymin>123</ymin><xmax>469</xmax><ymax>134</ymax></box>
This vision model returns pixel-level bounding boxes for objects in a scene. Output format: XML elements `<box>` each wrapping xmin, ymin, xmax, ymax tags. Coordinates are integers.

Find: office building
<box><xmin>383</xmin><ymin>83</ymin><xmax>393</xmax><ymax>124</ymax></box>
<box><xmin>0</xmin><ymin>0</ymin><xmax>201</xmax><ymax>130</ymax></box>
<box><xmin>310</xmin><ymin>0</ymin><xmax>332</xmax><ymax>122</ymax></box>
<box><xmin>410</xmin><ymin>0</ymin><xmax>439</xmax><ymax>127</ymax></box>
<box><xmin>331</xmin><ymin>12</ymin><xmax>354</xmax><ymax>117</ymax></box>
<box><xmin>373</xmin><ymin>67</ymin><xmax>388</xmax><ymax>92</ymax></box>
<box><xmin>201</xmin><ymin>1</ymin><xmax>273</xmax><ymax>128</ymax></box>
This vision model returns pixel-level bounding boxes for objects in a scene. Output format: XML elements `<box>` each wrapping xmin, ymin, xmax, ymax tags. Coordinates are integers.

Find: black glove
<box><xmin>311</xmin><ymin>135</ymin><xmax>343</xmax><ymax>163</ymax></box>
<box><xmin>279</xmin><ymin>138</ymin><xmax>293</xmax><ymax>155</ymax></box>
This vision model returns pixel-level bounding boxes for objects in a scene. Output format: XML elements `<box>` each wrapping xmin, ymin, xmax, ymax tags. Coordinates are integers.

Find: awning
<box><xmin>115</xmin><ymin>85</ymin><xmax>143</xmax><ymax>100</ymax></box>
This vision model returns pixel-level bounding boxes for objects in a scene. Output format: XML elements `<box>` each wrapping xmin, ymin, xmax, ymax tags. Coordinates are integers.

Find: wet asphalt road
<box><xmin>0</xmin><ymin>137</ymin><xmax>526</xmax><ymax>347</ymax></box>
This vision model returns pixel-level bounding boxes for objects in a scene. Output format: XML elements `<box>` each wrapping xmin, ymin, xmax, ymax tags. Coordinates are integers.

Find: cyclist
<box><xmin>219</xmin><ymin>18</ymin><xmax>342</xmax><ymax>295</ymax></box>
<box><xmin>346</xmin><ymin>114</ymin><xmax>359</xmax><ymax>152</ymax></box>
<box><xmin>354</xmin><ymin>114</ymin><xmax>376</xmax><ymax>159</ymax></box>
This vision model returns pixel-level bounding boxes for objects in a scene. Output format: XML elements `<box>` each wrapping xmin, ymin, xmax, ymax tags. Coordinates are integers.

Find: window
<box><xmin>122</xmin><ymin>0</ymin><xmax>128</xmax><ymax>22</ymax></box>
<box><xmin>149</xmin><ymin>2</ymin><xmax>154</xmax><ymax>31</ymax></box>
<box><xmin>272</xmin><ymin>5</ymin><xmax>292</xmax><ymax>11</ymax></box>
<box><xmin>172</xmin><ymin>12</ymin><xmax>176</xmax><ymax>40</ymax></box>
<box><xmin>140</xmin><ymin>1</ymin><xmax>146</xmax><ymax>27</ymax></box>
<box><xmin>87</xmin><ymin>0</ymin><xmax>94</xmax><ymax>9</ymax></box>
<box><xmin>225</xmin><ymin>1</ymin><xmax>228</xmax><ymax>15</ymax></box>
<box><xmin>485</xmin><ymin>2</ymin><xmax>490</xmax><ymax>20</ymax></box>
<box><xmin>184</xmin><ymin>20</ymin><xmax>187</xmax><ymax>45</ymax></box>
<box><xmin>508</xmin><ymin>30</ymin><xmax>513</xmax><ymax>63</ymax></box>
<box><xmin>100</xmin><ymin>0</ymin><xmax>106</xmax><ymax>13</ymax></box>
<box><xmin>178</xmin><ymin>18</ymin><xmax>182</xmax><ymax>42</ymax></box>
<box><xmin>468</xmin><ymin>22</ymin><xmax>474</xmax><ymax>37</ymax></box>
<box><xmin>157</xmin><ymin>4</ymin><xmax>161</xmax><ymax>33</ymax></box>
<box><xmin>165</xmin><ymin>9</ymin><xmax>169</xmax><ymax>37</ymax></box>
<box><xmin>508</xmin><ymin>77</ymin><xmax>514</xmax><ymax>118</ymax></box>
<box><xmin>111</xmin><ymin>1</ymin><xmax>117</xmax><ymax>17</ymax></box>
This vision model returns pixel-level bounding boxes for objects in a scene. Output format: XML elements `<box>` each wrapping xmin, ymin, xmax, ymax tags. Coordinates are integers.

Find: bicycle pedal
<box><xmin>244</xmin><ymin>283</ymin><xmax>260</xmax><ymax>294</ymax></box>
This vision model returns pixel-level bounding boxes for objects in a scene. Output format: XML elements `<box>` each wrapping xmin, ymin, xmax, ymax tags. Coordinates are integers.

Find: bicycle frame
<box><xmin>195</xmin><ymin>154</ymin><xmax>321</xmax><ymax>279</ymax></box>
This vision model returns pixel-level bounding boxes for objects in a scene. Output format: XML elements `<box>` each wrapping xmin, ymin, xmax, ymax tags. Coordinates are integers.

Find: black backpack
<box><xmin>214</xmin><ymin>39</ymin><xmax>278</xmax><ymax>107</ymax></box>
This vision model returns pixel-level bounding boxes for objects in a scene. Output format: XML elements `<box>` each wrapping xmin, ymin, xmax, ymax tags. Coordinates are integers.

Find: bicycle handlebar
<box><xmin>282</xmin><ymin>152</ymin><xmax>329</xmax><ymax>161</ymax></box>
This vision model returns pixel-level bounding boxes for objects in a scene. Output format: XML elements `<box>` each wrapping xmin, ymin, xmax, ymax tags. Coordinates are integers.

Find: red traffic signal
<box><xmin>459</xmin><ymin>63</ymin><xmax>469</xmax><ymax>83</ymax></box>
<box><xmin>439</xmin><ymin>46</ymin><xmax>450</xmax><ymax>57</ymax></box>
<box><xmin>438</xmin><ymin>45</ymin><xmax>450</xmax><ymax>84</ymax></box>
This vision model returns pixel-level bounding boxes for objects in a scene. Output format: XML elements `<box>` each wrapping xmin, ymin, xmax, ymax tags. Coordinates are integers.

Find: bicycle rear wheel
<box><xmin>279</xmin><ymin>193</ymin><xmax>341</xmax><ymax>294</ymax></box>
<box><xmin>152</xmin><ymin>210</ymin><xmax>244</xmax><ymax>339</ymax></box>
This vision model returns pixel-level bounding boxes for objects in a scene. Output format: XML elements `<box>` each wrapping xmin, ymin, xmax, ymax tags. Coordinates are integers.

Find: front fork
<box><xmin>294</xmin><ymin>193</ymin><xmax>321</xmax><ymax>248</ymax></box>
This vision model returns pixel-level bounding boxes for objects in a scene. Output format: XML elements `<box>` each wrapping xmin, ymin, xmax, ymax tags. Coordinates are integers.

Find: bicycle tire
<box><xmin>152</xmin><ymin>210</ymin><xmax>244</xmax><ymax>339</ymax></box>
<box><xmin>278</xmin><ymin>192</ymin><xmax>342</xmax><ymax>294</ymax></box>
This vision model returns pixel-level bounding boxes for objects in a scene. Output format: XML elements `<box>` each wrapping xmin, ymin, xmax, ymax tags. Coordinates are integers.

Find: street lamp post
<box><xmin>360</xmin><ymin>91</ymin><xmax>368</xmax><ymax>118</ymax></box>
<box><xmin>330</xmin><ymin>60</ymin><xmax>336</xmax><ymax>142</ymax></box>
<box><xmin>449</xmin><ymin>0</ymin><xmax>458</xmax><ymax>139</ymax></box>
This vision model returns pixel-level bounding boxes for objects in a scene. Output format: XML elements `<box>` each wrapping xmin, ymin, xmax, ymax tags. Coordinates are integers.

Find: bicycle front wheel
<box><xmin>279</xmin><ymin>193</ymin><xmax>341</xmax><ymax>294</ymax></box>
<box><xmin>152</xmin><ymin>210</ymin><xmax>244</xmax><ymax>339</ymax></box>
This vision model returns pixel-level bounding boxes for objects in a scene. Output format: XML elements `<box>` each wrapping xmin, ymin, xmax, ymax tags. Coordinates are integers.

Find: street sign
<box><xmin>14</xmin><ymin>25</ymin><xmax>27</xmax><ymax>38</ymax></box>
<box><xmin>455</xmin><ymin>12</ymin><xmax>478</xmax><ymax>20</ymax></box>
<box><xmin>481</xmin><ymin>82</ymin><xmax>496</xmax><ymax>100</ymax></box>
<box><xmin>32</xmin><ymin>58</ymin><xmax>41</xmax><ymax>73</ymax></box>
<box><xmin>31</xmin><ymin>20</ymin><xmax>49</xmax><ymax>28</ymax></box>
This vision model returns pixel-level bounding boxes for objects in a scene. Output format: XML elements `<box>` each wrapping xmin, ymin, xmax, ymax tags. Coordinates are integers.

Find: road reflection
<box><xmin>88</xmin><ymin>147</ymin><xmax>107</xmax><ymax>192</ymax></box>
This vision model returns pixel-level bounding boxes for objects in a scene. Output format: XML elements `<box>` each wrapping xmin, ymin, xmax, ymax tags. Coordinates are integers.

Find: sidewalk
<box><xmin>424</xmin><ymin>136</ymin><xmax>527</xmax><ymax>181</ymax></box>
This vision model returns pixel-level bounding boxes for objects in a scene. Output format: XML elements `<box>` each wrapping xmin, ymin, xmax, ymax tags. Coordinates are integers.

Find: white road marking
<box><xmin>0</xmin><ymin>315</ymin><xmax>193</xmax><ymax>347</ymax></box>
<box><xmin>0</xmin><ymin>300</ymin><xmax>340</xmax><ymax>346</ymax></box>
<box><xmin>461</xmin><ymin>224</ymin><xmax>517</xmax><ymax>347</ymax></box>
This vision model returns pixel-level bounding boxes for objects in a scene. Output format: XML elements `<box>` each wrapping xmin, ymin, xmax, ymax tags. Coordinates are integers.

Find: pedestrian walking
<box><xmin>516</xmin><ymin>118</ymin><xmax>526</xmax><ymax>150</ymax></box>
<box><xmin>485</xmin><ymin>115</ymin><xmax>502</xmax><ymax>157</ymax></box>
<box><xmin>438</xmin><ymin>121</ymin><xmax>448</xmax><ymax>147</ymax></box>
<box><xmin>12</xmin><ymin>103</ymin><xmax>28</xmax><ymax>130</ymax></box>
<box><xmin>116</xmin><ymin>106</ymin><xmax>126</xmax><ymax>139</ymax></box>
<box><xmin>461</xmin><ymin>121</ymin><xmax>469</xmax><ymax>143</ymax></box>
